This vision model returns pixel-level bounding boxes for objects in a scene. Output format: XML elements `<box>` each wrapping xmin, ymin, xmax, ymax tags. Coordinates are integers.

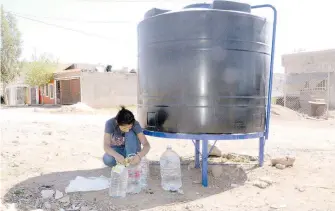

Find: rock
<box><xmin>177</xmin><ymin>189</ymin><xmax>184</xmax><ymax>195</ymax></box>
<box><xmin>80</xmin><ymin>206</ymin><xmax>90</xmax><ymax>211</ymax></box>
<box><xmin>208</xmin><ymin>144</ymin><xmax>221</xmax><ymax>157</ymax></box>
<box><xmin>44</xmin><ymin>202</ymin><xmax>52</xmax><ymax>209</ymax></box>
<box><xmin>187</xmin><ymin>162</ymin><xmax>195</xmax><ymax>170</ymax></box>
<box><xmin>259</xmin><ymin>177</ymin><xmax>274</xmax><ymax>185</ymax></box>
<box><xmin>42</xmin><ymin>131</ymin><xmax>52</xmax><ymax>135</ymax></box>
<box><xmin>59</xmin><ymin>195</ymin><xmax>70</xmax><ymax>205</ymax></box>
<box><xmin>253</xmin><ymin>180</ymin><xmax>269</xmax><ymax>189</ymax></box>
<box><xmin>295</xmin><ymin>186</ymin><xmax>305</xmax><ymax>192</ymax></box>
<box><xmin>41</xmin><ymin>190</ymin><xmax>55</xmax><ymax>199</ymax></box>
<box><xmin>211</xmin><ymin>165</ymin><xmax>223</xmax><ymax>178</ymax></box>
<box><xmin>271</xmin><ymin>156</ymin><xmax>295</xmax><ymax>167</ymax></box>
<box><xmin>55</xmin><ymin>190</ymin><xmax>64</xmax><ymax>200</ymax></box>
<box><xmin>71</xmin><ymin>204</ymin><xmax>80</xmax><ymax>210</ymax></box>
<box><xmin>230</xmin><ymin>183</ymin><xmax>239</xmax><ymax>188</ymax></box>
<box><xmin>275</xmin><ymin>163</ymin><xmax>286</xmax><ymax>169</ymax></box>
<box><xmin>270</xmin><ymin>204</ymin><xmax>287</xmax><ymax>209</ymax></box>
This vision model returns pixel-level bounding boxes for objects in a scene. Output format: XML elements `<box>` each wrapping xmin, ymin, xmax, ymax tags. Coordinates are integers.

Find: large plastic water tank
<box><xmin>137</xmin><ymin>1</ymin><xmax>271</xmax><ymax>134</ymax></box>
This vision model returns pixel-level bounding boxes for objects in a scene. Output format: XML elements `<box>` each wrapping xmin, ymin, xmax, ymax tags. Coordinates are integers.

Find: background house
<box><xmin>53</xmin><ymin>63</ymin><xmax>137</xmax><ymax>108</ymax></box>
<box><xmin>3</xmin><ymin>75</ymin><xmax>39</xmax><ymax>106</ymax></box>
<box><xmin>281</xmin><ymin>49</ymin><xmax>335</xmax><ymax>114</ymax></box>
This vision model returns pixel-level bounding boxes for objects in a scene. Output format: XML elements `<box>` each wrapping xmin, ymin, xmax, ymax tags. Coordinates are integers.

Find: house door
<box><xmin>56</xmin><ymin>81</ymin><xmax>61</xmax><ymax>104</ymax></box>
<box><xmin>60</xmin><ymin>79</ymin><xmax>81</xmax><ymax>105</ymax></box>
<box><xmin>30</xmin><ymin>87</ymin><xmax>37</xmax><ymax>105</ymax></box>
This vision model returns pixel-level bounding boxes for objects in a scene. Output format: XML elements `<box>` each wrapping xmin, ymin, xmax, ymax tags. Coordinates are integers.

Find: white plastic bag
<box><xmin>65</xmin><ymin>176</ymin><xmax>109</xmax><ymax>193</ymax></box>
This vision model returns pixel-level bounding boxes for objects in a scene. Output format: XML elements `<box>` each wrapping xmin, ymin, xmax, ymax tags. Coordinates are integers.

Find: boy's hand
<box><xmin>115</xmin><ymin>154</ymin><xmax>126</xmax><ymax>165</ymax></box>
<box><xmin>130</xmin><ymin>154</ymin><xmax>141</xmax><ymax>165</ymax></box>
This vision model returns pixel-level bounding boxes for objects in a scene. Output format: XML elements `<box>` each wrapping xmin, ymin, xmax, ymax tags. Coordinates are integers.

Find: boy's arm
<box><xmin>103</xmin><ymin>120</ymin><xmax>125</xmax><ymax>164</ymax></box>
<box><xmin>133</xmin><ymin>121</ymin><xmax>151</xmax><ymax>158</ymax></box>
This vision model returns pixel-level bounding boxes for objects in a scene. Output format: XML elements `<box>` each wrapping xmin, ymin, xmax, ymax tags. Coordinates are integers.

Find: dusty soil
<box><xmin>1</xmin><ymin>105</ymin><xmax>335</xmax><ymax>211</ymax></box>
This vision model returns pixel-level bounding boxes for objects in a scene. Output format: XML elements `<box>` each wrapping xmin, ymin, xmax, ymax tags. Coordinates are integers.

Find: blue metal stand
<box><xmin>143</xmin><ymin>4</ymin><xmax>277</xmax><ymax>188</ymax></box>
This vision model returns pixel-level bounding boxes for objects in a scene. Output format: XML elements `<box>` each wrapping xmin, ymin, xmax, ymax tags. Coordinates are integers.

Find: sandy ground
<box><xmin>1</xmin><ymin>105</ymin><xmax>335</xmax><ymax>211</ymax></box>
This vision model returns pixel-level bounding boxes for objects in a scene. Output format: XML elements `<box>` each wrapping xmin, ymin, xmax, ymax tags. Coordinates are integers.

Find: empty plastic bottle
<box><xmin>140</xmin><ymin>156</ymin><xmax>150</xmax><ymax>189</ymax></box>
<box><xmin>126</xmin><ymin>154</ymin><xmax>142</xmax><ymax>194</ymax></box>
<box><xmin>160</xmin><ymin>145</ymin><xmax>182</xmax><ymax>191</ymax></box>
<box><xmin>109</xmin><ymin>164</ymin><xmax>128</xmax><ymax>198</ymax></box>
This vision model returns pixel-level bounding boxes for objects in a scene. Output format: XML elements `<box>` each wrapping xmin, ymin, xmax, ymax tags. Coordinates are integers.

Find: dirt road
<box><xmin>1</xmin><ymin>106</ymin><xmax>335</xmax><ymax>211</ymax></box>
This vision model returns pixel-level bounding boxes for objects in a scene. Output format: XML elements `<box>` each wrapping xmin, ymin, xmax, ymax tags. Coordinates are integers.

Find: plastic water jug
<box><xmin>160</xmin><ymin>145</ymin><xmax>182</xmax><ymax>191</ymax></box>
<box><xmin>126</xmin><ymin>154</ymin><xmax>142</xmax><ymax>194</ymax></box>
<box><xmin>140</xmin><ymin>156</ymin><xmax>149</xmax><ymax>189</ymax></box>
<box><xmin>109</xmin><ymin>164</ymin><xmax>128</xmax><ymax>198</ymax></box>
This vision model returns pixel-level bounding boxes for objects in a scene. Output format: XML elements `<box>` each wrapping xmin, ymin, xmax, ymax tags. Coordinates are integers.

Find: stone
<box><xmin>187</xmin><ymin>162</ymin><xmax>195</xmax><ymax>170</ymax></box>
<box><xmin>259</xmin><ymin>177</ymin><xmax>274</xmax><ymax>185</ymax></box>
<box><xmin>177</xmin><ymin>189</ymin><xmax>184</xmax><ymax>195</ymax></box>
<box><xmin>80</xmin><ymin>206</ymin><xmax>90</xmax><ymax>211</ymax></box>
<box><xmin>271</xmin><ymin>156</ymin><xmax>295</xmax><ymax>167</ymax></box>
<box><xmin>208</xmin><ymin>144</ymin><xmax>222</xmax><ymax>157</ymax></box>
<box><xmin>230</xmin><ymin>183</ymin><xmax>239</xmax><ymax>188</ymax></box>
<box><xmin>270</xmin><ymin>204</ymin><xmax>287</xmax><ymax>209</ymax></box>
<box><xmin>41</xmin><ymin>190</ymin><xmax>55</xmax><ymax>199</ymax></box>
<box><xmin>44</xmin><ymin>202</ymin><xmax>52</xmax><ymax>209</ymax></box>
<box><xmin>275</xmin><ymin>163</ymin><xmax>286</xmax><ymax>170</ymax></box>
<box><xmin>42</xmin><ymin>131</ymin><xmax>52</xmax><ymax>135</ymax></box>
<box><xmin>55</xmin><ymin>190</ymin><xmax>64</xmax><ymax>200</ymax></box>
<box><xmin>59</xmin><ymin>195</ymin><xmax>70</xmax><ymax>205</ymax></box>
<box><xmin>253</xmin><ymin>180</ymin><xmax>269</xmax><ymax>189</ymax></box>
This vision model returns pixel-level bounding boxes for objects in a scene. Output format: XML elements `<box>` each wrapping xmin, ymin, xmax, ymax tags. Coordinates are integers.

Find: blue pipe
<box><xmin>251</xmin><ymin>4</ymin><xmax>277</xmax><ymax>140</ymax></box>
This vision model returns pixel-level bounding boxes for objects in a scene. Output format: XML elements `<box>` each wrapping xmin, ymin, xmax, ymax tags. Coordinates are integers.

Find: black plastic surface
<box><xmin>137</xmin><ymin>1</ymin><xmax>271</xmax><ymax>134</ymax></box>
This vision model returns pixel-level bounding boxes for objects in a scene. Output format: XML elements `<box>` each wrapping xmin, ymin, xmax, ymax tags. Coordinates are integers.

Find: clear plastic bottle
<box><xmin>109</xmin><ymin>164</ymin><xmax>128</xmax><ymax>198</ymax></box>
<box><xmin>140</xmin><ymin>156</ymin><xmax>149</xmax><ymax>189</ymax></box>
<box><xmin>160</xmin><ymin>145</ymin><xmax>182</xmax><ymax>191</ymax></box>
<box><xmin>126</xmin><ymin>154</ymin><xmax>142</xmax><ymax>194</ymax></box>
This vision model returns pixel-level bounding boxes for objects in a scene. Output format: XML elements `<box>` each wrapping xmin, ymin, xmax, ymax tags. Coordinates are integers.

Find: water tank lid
<box><xmin>143</xmin><ymin>1</ymin><xmax>251</xmax><ymax>19</ymax></box>
<box><xmin>183</xmin><ymin>3</ymin><xmax>211</xmax><ymax>9</ymax></box>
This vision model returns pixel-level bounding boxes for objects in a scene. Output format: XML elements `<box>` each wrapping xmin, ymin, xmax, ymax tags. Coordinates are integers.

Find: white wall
<box><xmin>80</xmin><ymin>72</ymin><xmax>137</xmax><ymax>108</ymax></box>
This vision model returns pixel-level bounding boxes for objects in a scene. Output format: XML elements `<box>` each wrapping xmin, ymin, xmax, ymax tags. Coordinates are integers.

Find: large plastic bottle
<box><xmin>160</xmin><ymin>145</ymin><xmax>182</xmax><ymax>191</ymax></box>
<box><xmin>109</xmin><ymin>164</ymin><xmax>128</xmax><ymax>198</ymax></box>
<box><xmin>140</xmin><ymin>156</ymin><xmax>149</xmax><ymax>189</ymax></box>
<box><xmin>126</xmin><ymin>154</ymin><xmax>142</xmax><ymax>194</ymax></box>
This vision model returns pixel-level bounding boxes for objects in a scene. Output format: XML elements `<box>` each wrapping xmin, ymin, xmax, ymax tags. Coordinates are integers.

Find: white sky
<box><xmin>2</xmin><ymin>0</ymin><xmax>335</xmax><ymax>71</ymax></box>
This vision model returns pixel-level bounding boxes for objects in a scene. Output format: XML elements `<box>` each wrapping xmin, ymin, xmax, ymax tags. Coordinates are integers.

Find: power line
<box><xmin>12</xmin><ymin>14</ymin><xmax>116</xmax><ymax>40</ymax></box>
<box><xmin>9</xmin><ymin>11</ymin><xmax>136</xmax><ymax>24</ymax></box>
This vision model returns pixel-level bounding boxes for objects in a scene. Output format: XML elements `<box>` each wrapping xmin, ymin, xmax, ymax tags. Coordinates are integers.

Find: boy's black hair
<box><xmin>116</xmin><ymin>106</ymin><xmax>135</xmax><ymax>125</ymax></box>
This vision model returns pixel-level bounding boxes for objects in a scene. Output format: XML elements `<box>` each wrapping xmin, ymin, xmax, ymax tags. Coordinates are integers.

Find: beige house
<box><xmin>281</xmin><ymin>49</ymin><xmax>335</xmax><ymax>113</ymax></box>
<box><xmin>54</xmin><ymin>64</ymin><xmax>137</xmax><ymax>108</ymax></box>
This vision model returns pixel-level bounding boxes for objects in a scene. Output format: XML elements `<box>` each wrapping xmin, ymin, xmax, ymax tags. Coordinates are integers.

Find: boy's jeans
<box><xmin>103</xmin><ymin>131</ymin><xmax>141</xmax><ymax>167</ymax></box>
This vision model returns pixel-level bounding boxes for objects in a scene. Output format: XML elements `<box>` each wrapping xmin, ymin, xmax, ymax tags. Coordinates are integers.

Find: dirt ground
<box><xmin>1</xmin><ymin>105</ymin><xmax>335</xmax><ymax>211</ymax></box>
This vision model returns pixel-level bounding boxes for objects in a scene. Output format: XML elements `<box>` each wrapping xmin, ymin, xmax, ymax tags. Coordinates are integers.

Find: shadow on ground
<box><xmin>3</xmin><ymin>163</ymin><xmax>251</xmax><ymax>211</ymax></box>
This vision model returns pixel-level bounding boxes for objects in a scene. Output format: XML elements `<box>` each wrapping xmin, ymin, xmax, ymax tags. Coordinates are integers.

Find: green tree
<box><xmin>24</xmin><ymin>53</ymin><xmax>58</xmax><ymax>87</ymax></box>
<box><xmin>23</xmin><ymin>53</ymin><xmax>58</xmax><ymax>104</ymax></box>
<box><xmin>1</xmin><ymin>6</ymin><xmax>22</xmax><ymax>104</ymax></box>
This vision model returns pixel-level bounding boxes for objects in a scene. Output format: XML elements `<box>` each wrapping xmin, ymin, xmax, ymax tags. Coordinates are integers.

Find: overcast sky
<box><xmin>2</xmin><ymin>0</ymin><xmax>335</xmax><ymax>71</ymax></box>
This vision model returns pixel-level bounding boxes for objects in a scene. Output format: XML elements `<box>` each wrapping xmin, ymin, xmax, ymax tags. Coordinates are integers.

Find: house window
<box><xmin>44</xmin><ymin>85</ymin><xmax>49</xmax><ymax>96</ymax></box>
<box><xmin>49</xmin><ymin>84</ymin><xmax>54</xmax><ymax>99</ymax></box>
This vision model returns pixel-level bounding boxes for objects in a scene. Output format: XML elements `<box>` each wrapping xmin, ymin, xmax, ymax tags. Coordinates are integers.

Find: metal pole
<box><xmin>195</xmin><ymin>140</ymin><xmax>200</xmax><ymax>168</ymax></box>
<box><xmin>201</xmin><ymin>139</ymin><xmax>208</xmax><ymax>187</ymax></box>
<box><xmin>251</xmin><ymin>4</ymin><xmax>278</xmax><ymax>140</ymax></box>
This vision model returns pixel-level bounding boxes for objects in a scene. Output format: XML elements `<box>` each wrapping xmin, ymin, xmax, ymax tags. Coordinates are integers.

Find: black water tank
<box><xmin>137</xmin><ymin>0</ymin><xmax>271</xmax><ymax>134</ymax></box>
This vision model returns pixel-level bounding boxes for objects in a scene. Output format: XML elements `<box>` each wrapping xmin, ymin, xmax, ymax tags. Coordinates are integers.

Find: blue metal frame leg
<box><xmin>259</xmin><ymin>137</ymin><xmax>265</xmax><ymax>167</ymax></box>
<box><xmin>195</xmin><ymin>140</ymin><xmax>200</xmax><ymax>168</ymax></box>
<box><xmin>201</xmin><ymin>139</ymin><xmax>208</xmax><ymax>187</ymax></box>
